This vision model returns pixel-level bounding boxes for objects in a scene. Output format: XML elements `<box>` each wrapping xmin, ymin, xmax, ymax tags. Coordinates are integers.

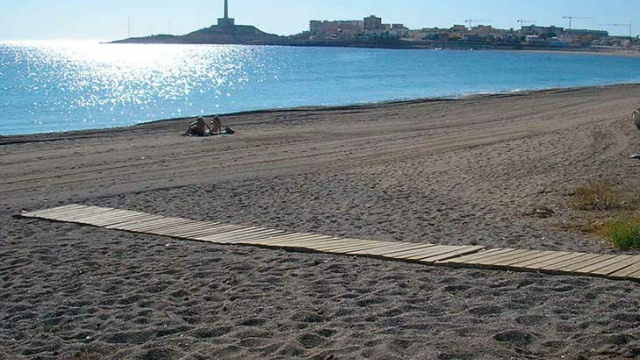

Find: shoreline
<box><xmin>3</xmin><ymin>82</ymin><xmax>639</xmax><ymax>143</ymax></box>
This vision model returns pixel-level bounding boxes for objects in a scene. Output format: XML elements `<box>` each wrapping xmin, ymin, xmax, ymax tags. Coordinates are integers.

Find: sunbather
<box><xmin>211</xmin><ymin>116</ymin><xmax>222</xmax><ymax>135</ymax></box>
<box><xmin>184</xmin><ymin>117</ymin><xmax>211</xmax><ymax>136</ymax></box>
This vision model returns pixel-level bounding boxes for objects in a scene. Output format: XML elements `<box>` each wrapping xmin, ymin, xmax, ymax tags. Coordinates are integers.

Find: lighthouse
<box><xmin>218</xmin><ymin>0</ymin><xmax>235</xmax><ymax>26</ymax></box>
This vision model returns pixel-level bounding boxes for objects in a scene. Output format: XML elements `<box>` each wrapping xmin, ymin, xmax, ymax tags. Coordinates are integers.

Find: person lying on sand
<box><xmin>183</xmin><ymin>117</ymin><xmax>212</xmax><ymax>136</ymax></box>
<box><xmin>182</xmin><ymin>115</ymin><xmax>236</xmax><ymax>136</ymax></box>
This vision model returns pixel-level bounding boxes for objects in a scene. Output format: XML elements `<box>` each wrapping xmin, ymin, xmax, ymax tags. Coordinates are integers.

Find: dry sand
<box><xmin>2</xmin><ymin>84</ymin><xmax>640</xmax><ymax>359</ymax></box>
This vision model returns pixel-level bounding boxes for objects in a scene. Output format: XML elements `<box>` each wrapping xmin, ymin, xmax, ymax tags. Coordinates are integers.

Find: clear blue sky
<box><xmin>1</xmin><ymin>0</ymin><xmax>638</xmax><ymax>40</ymax></box>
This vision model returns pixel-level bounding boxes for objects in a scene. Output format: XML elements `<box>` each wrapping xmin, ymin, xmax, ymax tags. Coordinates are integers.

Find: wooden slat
<box><xmin>127</xmin><ymin>219</ymin><xmax>201</xmax><ymax>234</ymax></box>
<box><xmin>321</xmin><ymin>241</ymin><xmax>393</xmax><ymax>254</ymax></box>
<box><xmin>344</xmin><ymin>241</ymin><xmax>406</xmax><ymax>255</ymax></box>
<box><xmin>591</xmin><ymin>256</ymin><xmax>640</xmax><ymax>276</ymax></box>
<box><xmin>627</xmin><ymin>269</ymin><xmax>640</xmax><ymax>280</ymax></box>
<box><xmin>192</xmin><ymin>227</ymin><xmax>259</xmax><ymax>242</ymax></box>
<box><xmin>270</xmin><ymin>237</ymin><xmax>345</xmax><ymax>250</ymax></box>
<box><xmin>506</xmin><ymin>251</ymin><xmax>573</xmax><ymax>269</ymax></box>
<box><xmin>179</xmin><ymin>224</ymin><xmax>246</xmax><ymax>238</ymax></box>
<box><xmin>607</xmin><ymin>260</ymin><xmax>640</xmax><ymax>279</ymax></box>
<box><xmin>310</xmin><ymin>239</ymin><xmax>386</xmax><ymax>252</ymax></box>
<box><xmin>385</xmin><ymin>245</ymin><xmax>451</xmax><ymax>259</ymax></box>
<box><xmin>302</xmin><ymin>239</ymin><xmax>369</xmax><ymax>252</ymax></box>
<box><xmin>42</xmin><ymin>207</ymin><xmax>120</xmax><ymax>221</ymax></box>
<box><xmin>126</xmin><ymin>218</ymin><xmax>200</xmax><ymax>232</ymax></box>
<box><xmin>218</xmin><ymin>230</ymin><xmax>287</xmax><ymax>244</ymax></box>
<box><xmin>61</xmin><ymin>211</ymin><xmax>133</xmax><ymax>225</ymax></box>
<box><xmin>562</xmin><ymin>255</ymin><xmax>619</xmax><ymax>273</ymax></box>
<box><xmin>89</xmin><ymin>212</ymin><xmax>155</xmax><ymax>227</ymax></box>
<box><xmin>442</xmin><ymin>248</ymin><xmax>515</xmax><ymax>264</ymax></box>
<box><xmin>26</xmin><ymin>204</ymin><xmax>91</xmax><ymax>218</ymax></box>
<box><xmin>543</xmin><ymin>253</ymin><xmax>607</xmax><ymax>272</ymax></box>
<box><xmin>374</xmin><ymin>244</ymin><xmax>438</xmax><ymax>258</ymax></box>
<box><xmin>43</xmin><ymin>206</ymin><xmax>114</xmax><ymax>221</ymax></box>
<box><xmin>341</xmin><ymin>242</ymin><xmax>406</xmax><ymax>255</ymax></box>
<box><xmin>573</xmin><ymin>255</ymin><xmax>634</xmax><ymax>275</ymax></box>
<box><xmin>223</xmin><ymin>230</ymin><xmax>288</xmax><ymax>244</ymax></box>
<box><xmin>105</xmin><ymin>214</ymin><xmax>166</xmax><ymax>229</ymax></box>
<box><xmin>244</xmin><ymin>233</ymin><xmax>316</xmax><ymax>244</ymax></box>
<box><xmin>21</xmin><ymin>204</ymin><xmax>86</xmax><ymax>217</ymax></box>
<box><xmin>348</xmin><ymin>242</ymin><xmax>429</xmax><ymax>256</ymax></box>
<box><xmin>243</xmin><ymin>233</ymin><xmax>318</xmax><ymax>244</ymax></box>
<box><xmin>393</xmin><ymin>246</ymin><xmax>461</xmax><ymax>260</ymax></box>
<box><xmin>420</xmin><ymin>246</ymin><xmax>486</xmax><ymax>263</ymax></box>
<box><xmin>214</xmin><ymin>228</ymin><xmax>281</xmax><ymax>243</ymax></box>
<box><xmin>404</xmin><ymin>246</ymin><xmax>469</xmax><ymax>261</ymax></box>
<box><xmin>246</xmin><ymin>234</ymin><xmax>335</xmax><ymax>246</ymax></box>
<box><xmin>493</xmin><ymin>250</ymin><xmax>556</xmax><ymax>267</ymax></box>
<box><xmin>195</xmin><ymin>227</ymin><xmax>269</xmax><ymax>242</ymax></box>
<box><xmin>164</xmin><ymin>222</ymin><xmax>225</xmax><ymax>237</ymax></box>
<box><xmin>149</xmin><ymin>221</ymin><xmax>216</xmax><ymax>237</ymax></box>
<box><xmin>110</xmin><ymin>217</ymin><xmax>178</xmax><ymax>231</ymax></box>
<box><xmin>189</xmin><ymin>226</ymin><xmax>259</xmax><ymax>240</ymax></box>
<box><xmin>289</xmin><ymin>238</ymin><xmax>358</xmax><ymax>251</ymax></box>
<box><xmin>262</xmin><ymin>237</ymin><xmax>340</xmax><ymax>250</ymax></box>
<box><xmin>521</xmin><ymin>252</ymin><xmax>585</xmax><ymax>270</ymax></box>
<box><xmin>66</xmin><ymin>209</ymin><xmax>133</xmax><ymax>224</ymax></box>
<box><xmin>147</xmin><ymin>220</ymin><xmax>208</xmax><ymax>235</ymax></box>
<box><xmin>471</xmin><ymin>249</ymin><xmax>534</xmax><ymax>266</ymax></box>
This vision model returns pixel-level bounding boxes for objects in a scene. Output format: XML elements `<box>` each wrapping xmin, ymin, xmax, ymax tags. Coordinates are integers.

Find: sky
<box><xmin>1</xmin><ymin>0</ymin><xmax>639</xmax><ymax>41</ymax></box>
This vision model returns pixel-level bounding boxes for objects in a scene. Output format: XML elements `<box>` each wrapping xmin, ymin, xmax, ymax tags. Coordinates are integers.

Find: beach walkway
<box><xmin>19</xmin><ymin>204</ymin><xmax>640</xmax><ymax>282</ymax></box>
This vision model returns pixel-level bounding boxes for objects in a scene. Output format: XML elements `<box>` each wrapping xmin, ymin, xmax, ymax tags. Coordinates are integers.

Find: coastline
<box><xmin>3</xmin><ymin>82</ymin><xmax>639</xmax><ymax>142</ymax></box>
<box><xmin>110</xmin><ymin>34</ymin><xmax>640</xmax><ymax>57</ymax></box>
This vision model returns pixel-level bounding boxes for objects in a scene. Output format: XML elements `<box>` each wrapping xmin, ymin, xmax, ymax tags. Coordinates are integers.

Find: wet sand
<box><xmin>2</xmin><ymin>84</ymin><xmax>640</xmax><ymax>359</ymax></box>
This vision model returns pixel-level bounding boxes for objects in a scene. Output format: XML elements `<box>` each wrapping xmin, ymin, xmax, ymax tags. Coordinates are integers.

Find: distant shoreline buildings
<box><xmin>304</xmin><ymin>15</ymin><xmax>636</xmax><ymax>50</ymax></box>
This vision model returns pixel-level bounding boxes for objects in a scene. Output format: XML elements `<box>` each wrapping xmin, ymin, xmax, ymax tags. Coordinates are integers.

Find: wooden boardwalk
<box><xmin>19</xmin><ymin>204</ymin><xmax>640</xmax><ymax>282</ymax></box>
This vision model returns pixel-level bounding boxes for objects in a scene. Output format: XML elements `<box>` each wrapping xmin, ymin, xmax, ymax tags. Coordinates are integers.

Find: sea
<box><xmin>2</xmin><ymin>41</ymin><xmax>640</xmax><ymax>136</ymax></box>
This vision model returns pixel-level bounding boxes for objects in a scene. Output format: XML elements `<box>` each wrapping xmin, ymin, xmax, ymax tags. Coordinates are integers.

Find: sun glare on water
<box><xmin>0</xmin><ymin>41</ymin><xmax>276</xmax><ymax>133</ymax></box>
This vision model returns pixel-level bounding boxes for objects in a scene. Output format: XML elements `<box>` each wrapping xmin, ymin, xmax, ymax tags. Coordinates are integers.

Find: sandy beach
<box><xmin>2</xmin><ymin>84</ymin><xmax>640</xmax><ymax>359</ymax></box>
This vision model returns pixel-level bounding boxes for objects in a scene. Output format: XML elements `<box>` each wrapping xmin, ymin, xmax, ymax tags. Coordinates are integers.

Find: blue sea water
<box><xmin>1</xmin><ymin>41</ymin><xmax>640</xmax><ymax>135</ymax></box>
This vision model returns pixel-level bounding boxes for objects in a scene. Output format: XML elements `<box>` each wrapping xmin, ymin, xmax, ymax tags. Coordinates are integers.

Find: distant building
<box><xmin>217</xmin><ymin>0</ymin><xmax>235</xmax><ymax>26</ymax></box>
<box><xmin>309</xmin><ymin>15</ymin><xmax>401</xmax><ymax>39</ymax></box>
<box><xmin>309</xmin><ymin>20</ymin><xmax>364</xmax><ymax>39</ymax></box>
<box><xmin>593</xmin><ymin>36</ymin><xmax>632</xmax><ymax>47</ymax></box>
<box><xmin>520</xmin><ymin>25</ymin><xmax>564</xmax><ymax>36</ymax></box>
<box><xmin>470</xmin><ymin>25</ymin><xmax>496</xmax><ymax>37</ymax></box>
<box><xmin>364</xmin><ymin>15</ymin><xmax>382</xmax><ymax>31</ymax></box>
<box><xmin>525</xmin><ymin>35</ymin><xmax>548</xmax><ymax>45</ymax></box>
<box><xmin>559</xmin><ymin>29</ymin><xmax>609</xmax><ymax>45</ymax></box>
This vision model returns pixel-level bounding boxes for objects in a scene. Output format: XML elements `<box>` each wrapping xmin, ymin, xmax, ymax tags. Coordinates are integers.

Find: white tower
<box><xmin>218</xmin><ymin>0</ymin><xmax>235</xmax><ymax>26</ymax></box>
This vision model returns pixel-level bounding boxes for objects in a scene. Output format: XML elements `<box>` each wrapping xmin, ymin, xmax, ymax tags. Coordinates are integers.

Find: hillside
<box><xmin>112</xmin><ymin>24</ymin><xmax>285</xmax><ymax>45</ymax></box>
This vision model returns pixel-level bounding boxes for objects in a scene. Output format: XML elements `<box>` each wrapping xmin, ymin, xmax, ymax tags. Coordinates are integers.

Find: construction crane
<box><xmin>599</xmin><ymin>23</ymin><xmax>633</xmax><ymax>37</ymax></box>
<box><xmin>562</xmin><ymin>16</ymin><xmax>593</xmax><ymax>30</ymax></box>
<box><xmin>465</xmin><ymin>19</ymin><xmax>491</xmax><ymax>29</ymax></box>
